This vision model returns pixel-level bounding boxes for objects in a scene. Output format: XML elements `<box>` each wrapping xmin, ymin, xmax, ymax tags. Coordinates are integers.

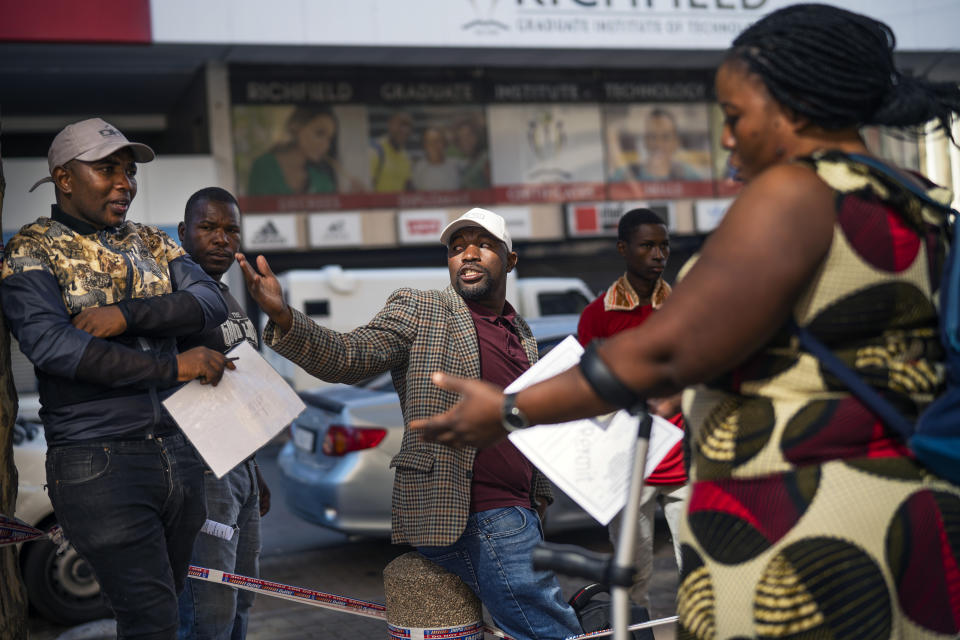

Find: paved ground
<box><xmin>30</xmin><ymin>530</ymin><xmax>678</xmax><ymax>640</ymax></box>
<box><xmin>27</xmin><ymin>440</ymin><xmax>679</xmax><ymax>639</ymax></box>
<box><xmin>243</xmin><ymin>528</ymin><xmax>678</xmax><ymax>640</ymax></box>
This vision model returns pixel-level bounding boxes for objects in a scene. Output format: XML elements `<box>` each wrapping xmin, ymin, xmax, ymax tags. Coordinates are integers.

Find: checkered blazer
<box><xmin>264</xmin><ymin>285</ymin><xmax>553</xmax><ymax>547</ymax></box>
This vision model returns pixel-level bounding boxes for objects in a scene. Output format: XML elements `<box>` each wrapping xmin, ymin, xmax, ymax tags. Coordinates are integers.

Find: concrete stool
<box><xmin>383</xmin><ymin>551</ymin><xmax>483</xmax><ymax>640</ymax></box>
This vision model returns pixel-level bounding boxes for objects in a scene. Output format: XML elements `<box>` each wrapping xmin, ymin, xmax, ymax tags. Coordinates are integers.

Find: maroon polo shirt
<box><xmin>464</xmin><ymin>299</ymin><xmax>535</xmax><ymax>513</ymax></box>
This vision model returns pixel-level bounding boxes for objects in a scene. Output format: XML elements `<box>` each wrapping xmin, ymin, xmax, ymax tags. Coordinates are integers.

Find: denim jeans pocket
<box><xmin>477</xmin><ymin>506</ymin><xmax>529</xmax><ymax>540</ymax></box>
<box><xmin>417</xmin><ymin>546</ymin><xmax>461</xmax><ymax>566</ymax></box>
<box><xmin>48</xmin><ymin>446</ymin><xmax>111</xmax><ymax>486</ymax></box>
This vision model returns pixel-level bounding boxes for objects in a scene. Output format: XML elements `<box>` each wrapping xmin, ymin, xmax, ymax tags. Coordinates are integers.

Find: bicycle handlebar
<box><xmin>532</xmin><ymin>542</ymin><xmax>635</xmax><ymax>587</ymax></box>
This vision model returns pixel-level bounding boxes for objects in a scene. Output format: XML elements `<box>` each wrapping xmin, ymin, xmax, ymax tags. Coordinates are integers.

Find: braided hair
<box><xmin>728</xmin><ymin>4</ymin><xmax>960</xmax><ymax>138</ymax></box>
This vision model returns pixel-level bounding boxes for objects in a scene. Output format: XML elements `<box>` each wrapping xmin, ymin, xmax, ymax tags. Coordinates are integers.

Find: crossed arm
<box><xmin>2</xmin><ymin>254</ymin><xmax>233</xmax><ymax>387</ymax></box>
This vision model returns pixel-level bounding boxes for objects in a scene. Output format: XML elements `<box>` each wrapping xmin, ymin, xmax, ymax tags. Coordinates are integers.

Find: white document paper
<box><xmin>162</xmin><ymin>341</ymin><xmax>306</xmax><ymax>479</ymax></box>
<box><xmin>507</xmin><ymin>336</ymin><xmax>684</xmax><ymax>525</ymax></box>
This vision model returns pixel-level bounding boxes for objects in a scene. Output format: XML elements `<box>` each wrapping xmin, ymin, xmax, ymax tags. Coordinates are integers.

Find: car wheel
<box><xmin>21</xmin><ymin>534</ymin><xmax>112</xmax><ymax>625</ymax></box>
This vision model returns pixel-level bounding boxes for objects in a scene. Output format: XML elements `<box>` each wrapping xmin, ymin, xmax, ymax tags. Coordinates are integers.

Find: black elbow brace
<box><xmin>578</xmin><ymin>340</ymin><xmax>647</xmax><ymax>415</ymax></box>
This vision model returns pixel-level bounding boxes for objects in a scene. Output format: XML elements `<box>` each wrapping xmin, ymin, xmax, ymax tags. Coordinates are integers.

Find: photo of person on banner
<box><xmin>412</xmin><ymin>127</ymin><xmax>460</xmax><ymax>191</ymax></box>
<box><xmin>368</xmin><ymin>106</ymin><xmax>490</xmax><ymax>193</ymax></box>
<box><xmin>233</xmin><ymin>105</ymin><xmax>367</xmax><ymax>198</ymax></box>
<box><xmin>605</xmin><ymin>103</ymin><xmax>712</xmax><ymax>197</ymax></box>
<box><xmin>449</xmin><ymin>115</ymin><xmax>490</xmax><ymax>190</ymax></box>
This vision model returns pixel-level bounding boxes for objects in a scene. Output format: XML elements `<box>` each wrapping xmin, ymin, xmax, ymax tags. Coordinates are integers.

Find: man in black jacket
<box><xmin>1</xmin><ymin>119</ymin><xmax>230</xmax><ymax>639</ymax></box>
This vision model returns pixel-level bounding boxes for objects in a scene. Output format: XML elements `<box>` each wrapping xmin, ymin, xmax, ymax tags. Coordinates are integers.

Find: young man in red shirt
<box><xmin>577</xmin><ymin>208</ymin><xmax>688</xmax><ymax>609</ymax></box>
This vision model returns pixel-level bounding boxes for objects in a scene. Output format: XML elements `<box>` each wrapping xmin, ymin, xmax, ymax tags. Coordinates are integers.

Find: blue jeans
<box><xmin>178</xmin><ymin>460</ymin><xmax>262</xmax><ymax>640</ymax></box>
<box><xmin>46</xmin><ymin>432</ymin><xmax>206</xmax><ymax>640</ymax></box>
<box><xmin>417</xmin><ymin>506</ymin><xmax>582</xmax><ymax>640</ymax></box>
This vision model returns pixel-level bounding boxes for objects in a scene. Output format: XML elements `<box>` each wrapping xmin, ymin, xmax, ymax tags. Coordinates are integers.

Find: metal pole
<box><xmin>611</xmin><ymin>414</ymin><xmax>650</xmax><ymax>640</ymax></box>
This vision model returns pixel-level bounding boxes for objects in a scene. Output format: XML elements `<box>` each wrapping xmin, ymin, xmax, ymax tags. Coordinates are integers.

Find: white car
<box><xmin>13</xmin><ymin>394</ymin><xmax>111</xmax><ymax>624</ymax></box>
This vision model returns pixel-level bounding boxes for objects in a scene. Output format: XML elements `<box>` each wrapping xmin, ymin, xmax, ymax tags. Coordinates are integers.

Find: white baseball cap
<box><xmin>439</xmin><ymin>208</ymin><xmax>512</xmax><ymax>252</ymax></box>
<box><xmin>29</xmin><ymin>118</ymin><xmax>155</xmax><ymax>192</ymax></box>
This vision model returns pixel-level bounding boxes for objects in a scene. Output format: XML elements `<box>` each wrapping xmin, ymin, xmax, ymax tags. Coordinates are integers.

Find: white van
<box><xmin>263</xmin><ymin>266</ymin><xmax>595</xmax><ymax>391</ymax></box>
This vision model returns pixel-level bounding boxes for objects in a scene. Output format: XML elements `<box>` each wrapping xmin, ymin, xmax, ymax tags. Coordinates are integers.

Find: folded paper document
<box><xmin>163</xmin><ymin>341</ymin><xmax>306</xmax><ymax>478</ymax></box>
<box><xmin>507</xmin><ymin>336</ymin><xmax>683</xmax><ymax>525</ymax></box>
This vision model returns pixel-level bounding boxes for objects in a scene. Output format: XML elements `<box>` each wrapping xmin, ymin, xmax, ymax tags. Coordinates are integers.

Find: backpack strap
<box><xmin>846</xmin><ymin>153</ymin><xmax>956</xmax><ymax>214</ymax></box>
<box><xmin>792</xmin><ymin>154</ymin><xmax>960</xmax><ymax>443</ymax></box>
<box><xmin>847</xmin><ymin>153</ymin><xmax>960</xmax><ymax>354</ymax></box>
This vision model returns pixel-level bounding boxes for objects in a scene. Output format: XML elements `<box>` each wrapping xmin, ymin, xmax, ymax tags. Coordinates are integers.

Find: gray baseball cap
<box><xmin>29</xmin><ymin>118</ymin><xmax>156</xmax><ymax>192</ymax></box>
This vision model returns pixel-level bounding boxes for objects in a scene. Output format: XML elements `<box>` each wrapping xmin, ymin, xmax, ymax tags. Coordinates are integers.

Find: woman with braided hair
<box><xmin>412</xmin><ymin>4</ymin><xmax>960</xmax><ymax>638</ymax></box>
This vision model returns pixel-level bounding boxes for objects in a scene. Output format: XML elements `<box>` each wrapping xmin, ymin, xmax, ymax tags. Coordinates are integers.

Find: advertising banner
<box><xmin>603</xmin><ymin>102</ymin><xmax>715</xmax><ymax>200</ymax></box>
<box><xmin>234</xmin><ymin>104</ymin><xmax>371</xmax><ymax>214</ymax></box>
<box><xmin>229</xmin><ymin>68</ymin><xmax>733</xmax><ymax>220</ymax></box>
<box><xmin>367</xmin><ymin>104</ymin><xmax>492</xmax><ymax>210</ymax></box>
<box><xmin>489</xmin><ymin>104</ymin><xmax>606</xmax><ymax>204</ymax></box>
<box><xmin>232</xmin><ymin>67</ymin><xmax>495</xmax><ymax>213</ymax></box>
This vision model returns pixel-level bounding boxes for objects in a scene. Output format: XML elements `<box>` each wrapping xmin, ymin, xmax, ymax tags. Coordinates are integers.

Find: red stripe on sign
<box><xmin>607</xmin><ymin>179</ymin><xmax>717</xmax><ymax>200</ymax></box>
<box><xmin>492</xmin><ymin>182</ymin><xmax>605</xmax><ymax>204</ymax></box>
<box><xmin>238</xmin><ymin>188</ymin><xmax>496</xmax><ymax>215</ymax></box>
<box><xmin>0</xmin><ymin>0</ymin><xmax>151</xmax><ymax>43</ymax></box>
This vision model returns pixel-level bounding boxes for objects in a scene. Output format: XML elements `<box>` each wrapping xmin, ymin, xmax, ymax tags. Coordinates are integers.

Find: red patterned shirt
<box><xmin>578</xmin><ymin>274</ymin><xmax>686</xmax><ymax>485</ymax></box>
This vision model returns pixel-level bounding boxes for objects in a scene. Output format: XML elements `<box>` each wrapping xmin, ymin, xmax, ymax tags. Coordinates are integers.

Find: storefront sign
<box><xmin>242</xmin><ymin>214</ymin><xmax>300</xmax><ymax>251</ymax></box>
<box><xmin>565</xmin><ymin>200</ymin><xmax>673</xmax><ymax>238</ymax></box>
<box><xmin>308</xmin><ymin>212</ymin><xmax>364</xmax><ymax>247</ymax></box>
<box><xmin>397</xmin><ymin>209</ymin><xmax>449</xmax><ymax>245</ymax></box>
<box><xmin>497</xmin><ymin>206</ymin><xmax>534</xmax><ymax>242</ymax></box>
<box><xmin>151</xmin><ymin>1</ymin><xmax>957</xmax><ymax>53</ymax></box>
<box><xmin>694</xmin><ymin>198</ymin><xmax>734</xmax><ymax>232</ymax></box>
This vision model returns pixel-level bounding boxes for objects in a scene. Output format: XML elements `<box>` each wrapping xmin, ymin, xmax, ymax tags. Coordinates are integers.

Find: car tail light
<box><xmin>322</xmin><ymin>425</ymin><xmax>387</xmax><ymax>456</ymax></box>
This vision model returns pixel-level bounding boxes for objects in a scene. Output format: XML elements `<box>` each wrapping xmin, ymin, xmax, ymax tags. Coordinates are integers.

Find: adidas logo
<box><xmin>252</xmin><ymin>222</ymin><xmax>287</xmax><ymax>245</ymax></box>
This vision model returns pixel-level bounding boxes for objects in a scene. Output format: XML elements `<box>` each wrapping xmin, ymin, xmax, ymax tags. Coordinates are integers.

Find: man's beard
<box><xmin>455</xmin><ymin>277</ymin><xmax>493</xmax><ymax>301</ymax></box>
<box><xmin>455</xmin><ymin>265</ymin><xmax>494</xmax><ymax>301</ymax></box>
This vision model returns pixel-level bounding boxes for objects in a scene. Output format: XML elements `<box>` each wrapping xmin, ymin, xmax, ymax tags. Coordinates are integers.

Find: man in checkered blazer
<box><xmin>238</xmin><ymin>208</ymin><xmax>582</xmax><ymax>640</ymax></box>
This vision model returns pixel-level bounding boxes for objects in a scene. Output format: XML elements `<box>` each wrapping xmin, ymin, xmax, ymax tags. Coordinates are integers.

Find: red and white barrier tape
<box><xmin>1</xmin><ymin>515</ymin><xmax>677</xmax><ymax>639</ymax></box>
<box><xmin>186</xmin><ymin>565</ymin><xmax>678</xmax><ymax>639</ymax></box>
<box><xmin>186</xmin><ymin>565</ymin><xmax>387</xmax><ymax>620</ymax></box>
<box><xmin>1</xmin><ymin>515</ymin><xmax>47</xmax><ymax>546</ymax></box>
<box><xmin>0</xmin><ymin>513</ymin><xmax>65</xmax><ymax>550</ymax></box>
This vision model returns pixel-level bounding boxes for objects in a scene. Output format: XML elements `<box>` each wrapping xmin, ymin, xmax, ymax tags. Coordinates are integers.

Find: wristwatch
<box><xmin>501</xmin><ymin>393</ymin><xmax>530</xmax><ymax>432</ymax></box>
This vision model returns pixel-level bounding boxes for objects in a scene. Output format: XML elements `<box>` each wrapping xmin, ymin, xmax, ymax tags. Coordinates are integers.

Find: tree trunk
<box><xmin>0</xmin><ymin>119</ymin><xmax>29</xmax><ymax>639</ymax></box>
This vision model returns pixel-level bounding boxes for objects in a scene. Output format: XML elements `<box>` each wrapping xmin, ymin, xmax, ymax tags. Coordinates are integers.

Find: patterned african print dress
<box><xmin>678</xmin><ymin>151</ymin><xmax>960</xmax><ymax>639</ymax></box>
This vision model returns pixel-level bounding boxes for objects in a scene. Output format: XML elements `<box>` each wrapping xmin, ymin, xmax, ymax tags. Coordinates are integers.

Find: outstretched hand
<box><xmin>235</xmin><ymin>253</ymin><xmax>292</xmax><ymax>333</ymax></box>
<box><xmin>409</xmin><ymin>372</ymin><xmax>509</xmax><ymax>449</ymax></box>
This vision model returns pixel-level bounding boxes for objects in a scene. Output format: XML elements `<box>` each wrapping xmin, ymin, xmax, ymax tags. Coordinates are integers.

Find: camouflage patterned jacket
<box><xmin>0</xmin><ymin>205</ymin><xmax>227</xmax><ymax>445</ymax></box>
